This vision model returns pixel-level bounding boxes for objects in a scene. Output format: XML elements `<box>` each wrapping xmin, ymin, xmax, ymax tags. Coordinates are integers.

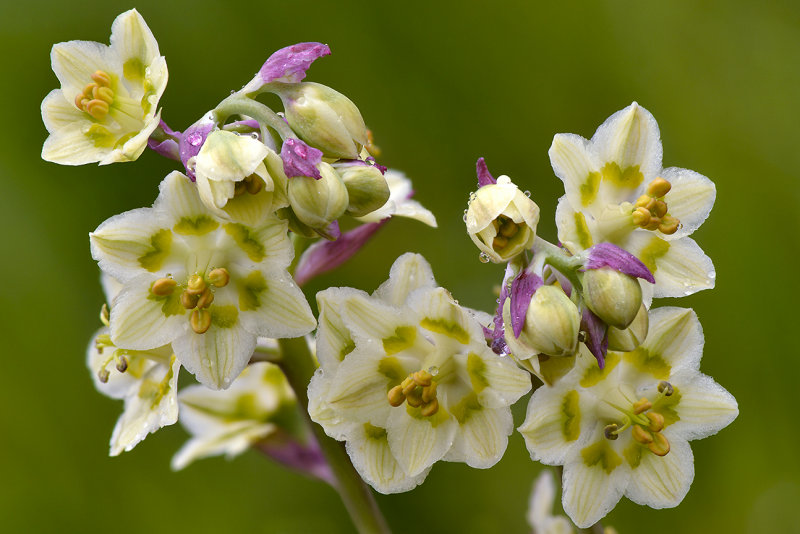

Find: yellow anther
<box><xmin>74</xmin><ymin>93</ymin><xmax>88</xmax><ymax>109</ymax></box>
<box><xmin>387</xmin><ymin>385</ymin><xmax>406</xmax><ymax>407</ymax></box>
<box><xmin>647</xmin><ymin>177</ymin><xmax>672</xmax><ymax>198</ymax></box>
<box><xmin>208</xmin><ymin>268</ymin><xmax>230</xmax><ymax>288</ymax></box>
<box><xmin>401</xmin><ymin>376</ymin><xmax>417</xmax><ymax>396</ymax></box>
<box><xmin>181</xmin><ymin>290</ymin><xmax>200</xmax><ymax>309</ymax></box>
<box><xmin>648</xmin><ymin>432</ymin><xmax>671</xmax><ymax>456</ymax></box>
<box><xmin>634</xmin><ymin>195</ymin><xmax>652</xmax><ymax>209</ymax></box>
<box><xmin>632</xmin><ymin>207</ymin><xmax>651</xmax><ymax>226</ymax></box>
<box><xmin>97</xmin><ymin>368</ymin><xmax>110</xmax><ymax>383</ymax></box>
<box><xmin>86</xmin><ymin>99</ymin><xmax>109</xmax><ymax>119</ymax></box>
<box><xmin>190</xmin><ymin>308</ymin><xmax>212</xmax><ymax>334</ymax></box>
<box><xmin>196</xmin><ymin>287</ymin><xmax>215</xmax><ymax>309</ymax></box>
<box><xmin>492</xmin><ymin>235</ymin><xmax>509</xmax><ymax>250</ymax></box>
<box><xmin>421</xmin><ymin>381</ymin><xmax>437</xmax><ymax>403</ymax></box>
<box><xmin>658</xmin><ymin>216</ymin><xmax>679</xmax><ymax>235</ymax></box>
<box><xmin>100</xmin><ymin>303</ymin><xmax>110</xmax><ymax>327</ymax></box>
<box><xmin>499</xmin><ymin>219</ymin><xmax>519</xmax><ymax>238</ymax></box>
<box><xmin>91</xmin><ymin>70</ymin><xmax>112</xmax><ymax>87</ymax></box>
<box><xmin>658</xmin><ymin>381</ymin><xmax>674</xmax><ymax>396</ymax></box>
<box><xmin>83</xmin><ymin>82</ymin><xmax>99</xmax><ymax>98</ymax></box>
<box><xmin>186</xmin><ymin>274</ymin><xmax>207</xmax><ymax>295</ymax></box>
<box><xmin>420</xmin><ymin>398</ymin><xmax>439</xmax><ymax>417</ymax></box>
<box><xmin>115</xmin><ymin>354</ymin><xmax>129</xmax><ymax>373</ymax></box>
<box><xmin>245</xmin><ymin>175</ymin><xmax>265</xmax><ymax>195</ymax></box>
<box><xmin>646</xmin><ymin>412</ymin><xmax>665</xmax><ymax>432</ymax></box>
<box><xmin>644</xmin><ymin>217</ymin><xmax>661</xmax><ymax>231</ymax></box>
<box><xmin>413</xmin><ymin>370</ymin><xmax>433</xmax><ymax>387</ymax></box>
<box><xmin>406</xmin><ymin>388</ymin><xmax>424</xmax><ymax>408</ymax></box>
<box><xmin>94</xmin><ymin>86</ymin><xmax>114</xmax><ymax>104</ymax></box>
<box><xmin>234</xmin><ymin>181</ymin><xmax>247</xmax><ymax>197</ymax></box>
<box><xmin>652</xmin><ymin>200</ymin><xmax>668</xmax><ymax>218</ymax></box>
<box><xmin>632</xmin><ymin>425</ymin><xmax>654</xmax><ymax>444</ymax></box>
<box><xmin>604</xmin><ymin>424</ymin><xmax>620</xmax><ymax>440</ymax></box>
<box><xmin>633</xmin><ymin>397</ymin><xmax>653</xmax><ymax>415</ymax></box>
<box><xmin>151</xmin><ymin>277</ymin><xmax>177</xmax><ymax>296</ymax></box>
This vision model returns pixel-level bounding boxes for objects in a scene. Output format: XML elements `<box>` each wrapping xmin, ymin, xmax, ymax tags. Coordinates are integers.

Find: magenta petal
<box><xmin>510</xmin><ymin>270</ymin><xmax>544</xmax><ymax>338</ymax></box>
<box><xmin>147</xmin><ymin>119</ymin><xmax>181</xmax><ymax>161</ymax></box>
<box><xmin>259</xmin><ymin>42</ymin><xmax>331</xmax><ymax>84</ymax></box>
<box><xmin>487</xmin><ymin>263</ymin><xmax>514</xmax><ymax>355</ymax></box>
<box><xmin>583</xmin><ymin>243</ymin><xmax>655</xmax><ymax>283</ymax></box>
<box><xmin>581</xmin><ymin>308</ymin><xmax>609</xmax><ymax>368</ymax></box>
<box><xmin>178</xmin><ymin>119</ymin><xmax>215</xmax><ymax>181</ymax></box>
<box><xmin>280</xmin><ymin>138</ymin><xmax>323</xmax><ymax>179</ymax></box>
<box><xmin>256</xmin><ymin>433</ymin><xmax>334</xmax><ymax>485</ymax></box>
<box><xmin>294</xmin><ymin>221</ymin><xmax>386</xmax><ymax>286</ymax></box>
<box><xmin>476</xmin><ymin>157</ymin><xmax>497</xmax><ymax>187</ymax></box>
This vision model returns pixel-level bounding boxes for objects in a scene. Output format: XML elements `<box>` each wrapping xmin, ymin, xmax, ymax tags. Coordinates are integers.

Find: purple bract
<box><xmin>259</xmin><ymin>42</ymin><xmax>331</xmax><ymax>85</ymax></box>
<box><xmin>582</xmin><ymin>242</ymin><xmax>655</xmax><ymax>283</ymax></box>
<box><xmin>280</xmin><ymin>138</ymin><xmax>323</xmax><ymax>179</ymax></box>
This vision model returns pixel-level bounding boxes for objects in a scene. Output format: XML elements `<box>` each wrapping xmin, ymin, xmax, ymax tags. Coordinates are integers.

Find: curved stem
<box><xmin>533</xmin><ymin>236</ymin><xmax>583</xmax><ymax>290</ymax></box>
<box><xmin>213</xmin><ymin>95</ymin><xmax>296</xmax><ymax>142</ymax></box>
<box><xmin>277</xmin><ymin>336</ymin><xmax>391</xmax><ymax>534</ymax></box>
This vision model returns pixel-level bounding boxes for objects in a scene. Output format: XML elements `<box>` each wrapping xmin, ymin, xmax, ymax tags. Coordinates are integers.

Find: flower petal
<box><xmin>256</xmin><ymin>42</ymin><xmax>331</xmax><ymax>85</ymax></box>
<box><xmin>386</xmin><ymin>408</ymin><xmax>457</xmax><ymax>477</ymax></box>
<box><xmin>41</xmin><ymin>121</ymin><xmax>111</xmax><ymax>166</ymax></box>
<box><xmin>324</xmin><ymin>348</ymin><xmax>395</xmax><ymax>427</ymax></box>
<box><xmin>109</xmin><ymin>9</ymin><xmax>160</xmax><ymax>77</ymax></box>
<box><xmin>238</xmin><ymin>269</ymin><xmax>316</xmax><ymax>339</ymax></box>
<box><xmin>445</xmin><ymin>405</ymin><xmax>512</xmax><ymax>468</ymax></box>
<box><xmin>670</xmin><ymin>372</ymin><xmax>738</xmax><ymax>441</ymax></box>
<box><xmin>374</xmin><ymin>252</ymin><xmax>438</xmax><ymax>307</ymax></box>
<box><xmin>476</xmin><ymin>157</ymin><xmax>497</xmax><ymax>187</ymax></box>
<box><xmin>40</xmin><ymin>89</ymin><xmax>84</xmax><ymax>133</ymax></box>
<box><xmin>154</xmin><ymin>171</ymin><xmax>215</xmax><ymax>223</ymax></box>
<box><xmin>510</xmin><ymin>270</ymin><xmax>544</xmax><ymax>338</ymax></box>
<box><xmin>549</xmin><ymin>133</ymin><xmax>599</xmax><ymax>212</ymax></box>
<box><xmin>315</xmin><ymin>287</ymin><xmax>366</xmax><ymax>370</ymax></box>
<box><xmin>346</xmin><ymin>422</ymin><xmax>429</xmax><ymax>494</ymax></box>
<box><xmin>195</xmin><ymin>130</ymin><xmax>269</xmax><ymax>183</ymax></box>
<box><xmin>555</xmin><ymin>195</ymin><xmax>595</xmax><ymax>254</ymax></box>
<box><xmin>50</xmin><ymin>40</ymin><xmax>115</xmax><ymax>101</ymax></box>
<box><xmin>172</xmin><ymin>421</ymin><xmax>275</xmax><ymax>470</ymax></box>
<box><xmin>342</xmin><ymin>292</ymin><xmax>416</xmax><ymax>344</ymax></box>
<box><xmin>280</xmin><ymin>138</ymin><xmax>323</xmax><ymax>179</ymax></box>
<box><xmin>624</xmin><ymin>433</ymin><xmax>694</xmax><ymax>509</ymax></box>
<box><xmin>661</xmin><ymin>167</ymin><xmax>716</xmax><ymax>240</ymax></box>
<box><xmin>110</xmin><ymin>274</ymin><xmax>188</xmax><ymax>349</ymax></box>
<box><xmin>640</xmin><ymin>307</ymin><xmax>703</xmax><ymax>374</ymax></box>
<box><xmin>583</xmin><ymin>242</ymin><xmax>654</xmax><ymax>283</ymax></box>
<box><xmin>172</xmin><ymin>322</ymin><xmax>257</xmax><ymax>390</ymax></box>
<box><xmin>468</xmin><ymin>348</ymin><xmax>531</xmax><ymax>409</ymax></box>
<box><xmin>308</xmin><ymin>368</ymin><xmax>356</xmax><ymax>440</ymax></box>
<box><xmin>410</xmin><ymin>287</ymin><xmax>485</xmax><ymax>345</ymax></box>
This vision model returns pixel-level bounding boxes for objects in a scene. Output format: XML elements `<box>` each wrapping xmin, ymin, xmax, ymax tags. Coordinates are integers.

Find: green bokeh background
<box><xmin>1</xmin><ymin>1</ymin><xmax>797</xmax><ymax>532</ymax></box>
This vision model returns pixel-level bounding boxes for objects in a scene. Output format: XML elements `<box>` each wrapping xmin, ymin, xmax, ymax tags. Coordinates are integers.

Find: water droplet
<box><xmin>479</xmin><ymin>252</ymin><xmax>491</xmax><ymax>263</ymax></box>
<box><xmin>469</xmin><ymin>192</ymin><xmax>477</xmax><ymax>201</ymax></box>
<box><xmin>250</xmin><ymin>132</ymin><xmax>259</xmax><ymax>139</ymax></box>
<box><xmin>428</xmin><ymin>366</ymin><xmax>439</xmax><ymax>376</ymax></box>
<box><xmin>230</xmin><ymin>90</ymin><xmax>236</xmax><ymax>95</ymax></box>
<box><xmin>524</xmin><ymin>190</ymin><xmax>531</xmax><ymax>197</ymax></box>
<box><xmin>683</xmin><ymin>290</ymin><xmax>692</xmax><ymax>296</ymax></box>
<box><xmin>187</xmin><ymin>133</ymin><xmax>203</xmax><ymax>146</ymax></box>
<box><xmin>462</xmin><ymin>214</ymin><xmax>468</xmax><ymax>222</ymax></box>
<box><xmin>708</xmin><ymin>271</ymin><xmax>716</xmax><ymax>279</ymax></box>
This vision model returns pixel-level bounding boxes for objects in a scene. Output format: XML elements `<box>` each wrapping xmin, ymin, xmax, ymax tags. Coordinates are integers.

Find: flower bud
<box><xmin>287</xmin><ymin>162</ymin><xmax>349</xmax><ymax>228</ymax></box>
<box><xmin>504</xmin><ymin>285</ymin><xmax>580</xmax><ymax>358</ymax></box>
<box><xmin>279</xmin><ymin>82</ymin><xmax>368</xmax><ymax>159</ymax></box>
<box><xmin>336</xmin><ymin>162</ymin><xmax>390</xmax><ymax>217</ymax></box>
<box><xmin>607</xmin><ymin>302</ymin><xmax>649</xmax><ymax>352</ymax></box>
<box><xmin>582</xmin><ymin>268</ymin><xmax>642</xmax><ymax>329</ymax></box>
<box><xmin>465</xmin><ymin>176</ymin><xmax>539</xmax><ymax>263</ymax></box>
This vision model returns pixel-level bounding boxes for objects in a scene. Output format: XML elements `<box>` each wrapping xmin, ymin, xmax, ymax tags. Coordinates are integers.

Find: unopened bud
<box><xmin>607</xmin><ymin>302</ymin><xmax>649</xmax><ymax>352</ymax></box>
<box><xmin>647</xmin><ymin>177</ymin><xmax>671</xmax><ymax>198</ymax></box>
<box><xmin>190</xmin><ymin>308</ymin><xmax>212</xmax><ymax>334</ymax></box>
<box><xmin>337</xmin><ymin>163</ymin><xmax>390</xmax><ymax>217</ymax></box>
<box><xmin>208</xmin><ymin>268</ymin><xmax>230</xmax><ymax>287</ymax></box>
<box><xmin>465</xmin><ymin>176</ymin><xmax>540</xmax><ymax>263</ymax></box>
<box><xmin>151</xmin><ymin>277</ymin><xmax>177</xmax><ymax>296</ymax></box>
<box><xmin>505</xmin><ymin>285</ymin><xmax>580</xmax><ymax>358</ymax></box>
<box><xmin>288</xmin><ymin>163</ymin><xmax>349</xmax><ymax>228</ymax></box>
<box><xmin>279</xmin><ymin>82</ymin><xmax>368</xmax><ymax>159</ymax></box>
<box><xmin>186</xmin><ymin>274</ymin><xmax>207</xmax><ymax>295</ymax></box>
<box><xmin>582</xmin><ymin>268</ymin><xmax>643</xmax><ymax>329</ymax></box>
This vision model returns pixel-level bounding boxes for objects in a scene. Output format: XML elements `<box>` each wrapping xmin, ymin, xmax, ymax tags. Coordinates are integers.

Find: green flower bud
<box><xmin>287</xmin><ymin>162</ymin><xmax>349</xmax><ymax>228</ymax></box>
<box><xmin>582</xmin><ymin>268</ymin><xmax>642</xmax><ymax>329</ymax></box>
<box><xmin>607</xmin><ymin>302</ymin><xmax>649</xmax><ymax>352</ymax></box>
<box><xmin>337</xmin><ymin>164</ymin><xmax>390</xmax><ymax>217</ymax></box>
<box><xmin>465</xmin><ymin>176</ymin><xmax>539</xmax><ymax>263</ymax></box>
<box><xmin>279</xmin><ymin>82</ymin><xmax>368</xmax><ymax>159</ymax></box>
<box><xmin>504</xmin><ymin>285</ymin><xmax>580</xmax><ymax>359</ymax></box>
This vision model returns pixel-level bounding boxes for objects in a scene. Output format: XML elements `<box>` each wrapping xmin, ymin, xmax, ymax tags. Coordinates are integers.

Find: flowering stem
<box><xmin>532</xmin><ymin>237</ymin><xmax>583</xmax><ymax>289</ymax></box>
<box><xmin>213</xmin><ymin>95</ymin><xmax>296</xmax><ymax>142</ymax></box>
<box><xmin>277</xmin><ymin>336</ymin><xmax>392</xmax><ymax>534</ymax></box>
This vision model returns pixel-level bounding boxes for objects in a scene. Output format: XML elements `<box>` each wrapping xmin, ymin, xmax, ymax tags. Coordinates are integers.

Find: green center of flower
<box><xmin>603</xmin><ymin>381</ymin><xmax>674</xmax><ymax>457</ymax></box>
<box><xmin>387</xmin><ymin>369</ymin><xmax>439</xmax><ymax>417</ymax></box>
<box><xmin>74</xmin><ymin>70</ymin><xmax>115</xmax><ymax>120</ymax></box>
<box><xmin>234</xmin><ymin>174</ymin><xmax>266</xmax><ymax>197</ymax></box>
<box><xmin>150</xmin><ymin>267</ymin><xmax>230</xmax><ymax>334</ymax></box>
<box><xmin>630</xmin><ymin>178</ymin><xmax>680</xmax><ymax>235</ymax></box>
<box><xmin>491</xmin><ymin>215</ymin><xmax>521</xmax><ymax>252</ymax></box>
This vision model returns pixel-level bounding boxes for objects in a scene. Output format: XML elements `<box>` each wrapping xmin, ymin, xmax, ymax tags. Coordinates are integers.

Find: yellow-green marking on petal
<box><xmin>382</xmin><ymin>326</ymin><xmax>417</xmax><ymax>355</ymax></box>
<box><xmin>601</xmin><ymin>162</ymin><xmax>644</xmax><ymax>189</ymax></box>
<box><xmin>211</xmin><ymin>305</ymin><xmax>239</xmax><ymax>328</ymax></box>
<box><xmin>364</xmin><ymin>423</ymin><xmax>387</xmax><ymax>440</ymax></box>
<box><xmin>580</xmin><ymin>352</ymin><xmax>621</xmax><ymax>388</ymax></box>
<box><xmin>581</xmin><ymin>440</ymin><xmax>622</xmax><ymax>474</ymax></box>
<box><xmin>639</xmin><ymin>237</ymin><xmax>670</xmax><ymax>274</ymax></box>
<box><xmin>420</xmin><ymin>318</ymin><xmax>470</xmax><ymax>344</ymax></box>
<box><xmin>467</xmin><ymin>353</ymin><xmax>489</xmax><ymax>393</ymax></box>
<box><xmin>378</xmin><ymin>357</ymin><xmax>406</xmax><ymax>386</ymax></box>
<box><xmin>650</xmin><ymin>386</ymin><xmax>681</xmax><ymax>427</ymax></box>
<box><xmin>623</xmin><ymin>441</ymin><xmax>644</xmax><ymax>468</ymax></box>
<box><xmin>238</xmin><ymin>271</ymin><xmax>267</xmax><ymax>311</ymax></box>
<box><xmin>174</xmin><ymin>216</ymin><xmax>219</xmax><ymax>236</ymax></box>
<box><xmin>574</xmin><ymin>212</ymin><xmax>593</xmax><ymax>249</ymax></box>
<box><xmin>562</xmin><ymin>390</ymin><xmax>581</xmax><ymax>441</ymax></box>
<box><xmin>224</xmin><ymin>223</ymin><xmax>266</xmax><ymax>262</ymax></box>
<box><xmin>138</xmin><ymin>229</ymin><xmax>172</xmax><ymax>271</ymax></box>
<box><xmin>580</xmin><ymin>171</ymin><xmax>601</xmax><ymax>206</ymax></box>
<box><xmin>623</xmin><ymin>347</ymin><xmax>671</xmax><ymax>380</ymax></box>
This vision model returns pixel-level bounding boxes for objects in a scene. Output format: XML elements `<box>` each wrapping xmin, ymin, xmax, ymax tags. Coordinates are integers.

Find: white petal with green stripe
<box><xmin>386</xmin><ymin>406</ymin><xmax>457</xmax><ymax>477</ymax></box>
<box><xmin>445</xmin><ymin>404</ymin><xmax>512</xmax><ymax>469</ymax></box>
<box><xmin>374</xmin><ymin>252</ymin><xmax>437</xmax><ymax>307</ymax></box>
<box><xmin>549</xmin><ymin>133</ymin><xmax>601</xmax><ymax>215</ymax></box>
<box><xmin>237</xmin><ymin>268</ymin><xmax>316</xmax><ymax>338</ymax></box>
<box><xmin>172</xmin><ymin>320</ymin><xmax>256</xmax><ymax>390</ymax></box>
<box><xmin>624</xmin><ymin>432</ymin><xmax>694</xmax><ymax>509</ymax></box>
<box><xmin>668</xmin><ymin>371</ymin><xmax>738</xmax><ymax>441</ymax></box>
<box><xmin>661</xmin><ymin>167</ymin><xmax>716</xmax><ymax>240</ymax></box>
<box><xmin>346</xmin><ymin>423</ymin><xmax>429</xmax><ymax>494</ymax></box>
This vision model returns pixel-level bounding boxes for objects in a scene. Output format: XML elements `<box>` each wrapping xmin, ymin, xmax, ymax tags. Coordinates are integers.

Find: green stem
<box><xmin>533</xmin><ymin>236</ymin><xmax>583</xmax><ymax>290</ymax></box>
<box><xmin>213</xmin><ymin>95</ymin><xmax>296</xmax><ymax>142</ymax></box>
<box><xmin>277</xmin><ymin>336</ymin><xmax>391</xmax><ymax>534</ymax></box>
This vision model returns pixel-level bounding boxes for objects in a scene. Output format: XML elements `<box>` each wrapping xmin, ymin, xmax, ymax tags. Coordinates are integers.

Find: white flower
<box><xmin>550</xmin><ymin>103</ymin><xmax>716</xmax><ymax>299</ymax></box>
<box><xmin>171</xmin><ymin>360</ymin><xmax>294</xmax><ymax>470</ymax></box>
<box><xmin>518</xmin><ymin>307</ymin><xmax>738</xmax><ymax>528</ymax></box>
<box><xmin>308</xmin><ymin>253</ymin><xmax>531</xmax><ymax>493</ymax></box>
<box><xmin>41</xmin><ymin>9</ymin><xmax>168</xmax><ymax>165</ymax></box>
<box><xmin>355</xmin><ymin>170</ymin><xmax>437</xmax><ymax>227</ymax></box>
<box><xmin>527</xmin><ymin>470</ymin><xmax>574</xmax><ymax>534</ymax></box>
<box><xmin>90</xmin><ymin>171</ymin><xmax>315</xmax><ymax>389</ymax></box>
<box><xmin>87</xmin><ymin>275</ymin><xmax>180</xmax><ymax>456</ymax></box>
<box><xmin>193</xmin><ymin>129</ymin><xmax>283</xmax><ymax>225</ymax></box>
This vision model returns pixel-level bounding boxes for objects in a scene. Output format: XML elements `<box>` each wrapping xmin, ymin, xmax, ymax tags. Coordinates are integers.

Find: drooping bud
<box><xmin>504</xmin><ymin>285</ymin><xmax>580</xmax><ymax>358</ymax></box>
<box><xmin>465</xmin><ymin>169</ymin><xmax>539</xmax><ymax>263</ymax></box>
<box><xmin>582</xmin><ymin>268</ymin><xmax>642</xmax><ymax>329</ymax></box>
<box><xmin>334</xmin><ymin>161</ymin><xmax>390</xmax><ymax>217</ymax></box>
<box><xmin>287</xmin><ymin>162</ymin><xmax>349</xmax><ymax>228</ymax></box>
<box><xmin>278</xmin><ymin>82</ymin><xmax>368</xmax><ymax>159</ymax></box>
<box><xmin>607</xmin><ymin>302</ymin><xmax>649</xmax><ymax>352</ymax></box>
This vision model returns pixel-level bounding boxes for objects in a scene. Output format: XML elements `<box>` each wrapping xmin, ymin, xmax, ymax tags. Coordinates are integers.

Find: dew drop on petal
<box><xmin>462</xmin><ymin>214</ymin><xmax>468</xmax><ymax>222</ymax></box>
<box><xmin>230</xmin><ymin>90</ymin><xmax>236</xmax><ymax>95</ymax></box>
<box><xmin>479</xmin><ymin>252</ymin><xmax>491</xmax><ymax>263</ymax></box>
<box><xmin>428</xmin><ymin>366</ymin><xmax>439</xmax><ymax>376</ymax></box>
<box><xmin>709</xmin><ymin>271</ymin><xmax>716</xmax><ymax>279</ymax></box>
<box><xmin>250</xmin><ymin>132</ymin><xmax>259</xmax><ymax>139</ymax></box>
<box><xmin>187</xmin><ymin>133</ymin><xmax>203</xmax><ymax>146</ymax></box>
<box><xmin>524</xmin><ymin>190</ymin><xmax>531</xmax><ymax>197</ymax></box>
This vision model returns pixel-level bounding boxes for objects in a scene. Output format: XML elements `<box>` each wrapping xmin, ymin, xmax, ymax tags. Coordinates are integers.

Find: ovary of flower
<box><xmin>307</xmin><ymin>253</ymin><xmax>531</xmax><ymax>494</ymax></box>
<box><xmin>171</xmin><ymin>361</ymin><xmax>294</xmax><ymax>470</ymax></box>
<box><xmin>549</xmin><ymin>102</ymin><xmax>717</xmax><ymax>299</ymax></box>
<box><xmin>41</xmin><ymin>9</ymin><xmax>168</xmax><ymax>165</ymax></box>
<box><xmin>518</xmin><ymin>307</ymin><xmax>738</xmax><ymax>528</ymax></box>
<box><xmin>90</xmin><ymin>171</ymin><xmax>316</xmax><ymax>390</ymax></box>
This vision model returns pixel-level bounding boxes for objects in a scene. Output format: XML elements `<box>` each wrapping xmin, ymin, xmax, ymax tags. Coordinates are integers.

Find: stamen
<box><xmin>208</xmin><ymin>268</ymin><xmax>230</xmax><ymax>287</ymax></box>
<box><xmin>632</xmin><ymin>397</ymin><xmax>653</xmax><ymax>415</ymax></box>
<box><xmin>645</xmin><ymin>412</ymin><xmax>664</xmax><ymax>432</ymax></box>
<box><xmin>115</xmin><ymin>353</ymin><xmax>129</xmax><ymax>373</ymax></box>
<box><xmin>631</xmin><ymin>178</ymin><xmax>681</xmax><ymax>234</ymax></box>
<box><xmin>91</xmin><ymin>70</ymin><xmax>111</xmax><ymax>87</ymax></box>
<box><xmin>97</xmin><ymin>368</ymin><xmax>110</xmax><ymax>383</ymax></box>
<box><xmin>604</xmin><ymin>423</ymin><xmax>620</xmax><ymax>440</ymax></box>
<box><xmin>647</xmin><ymin>177</ymin><xmax>671</xmax><ymax>198</ymax></box>
<box><xmin>657</xmin><ymin>381</ymin><xmax>674</xmax><ymax>396</ymax></box>
<box><xmin>648</xmin><ymin>432</ymin><xmax>670</xmax><ymax>456</ymax></box>
<box><xmin>492</xmin><ymin>235</ymin><xmax>509</xmax><ymax>250</ymax></box>
<box><xmin>99</xmin><ymin>303</ymin><xmax>110</xmax><ymax>327</ymax></box>
<box><xmin>151</xmin><ymin>277</ymin><xmax>177</xmax><ymax>296</ymax></box>
<box><xmin>632</xmin><ymin>425</ymin><xmax>653</xmax><ymax>444</ymax></box>
<box><xmin>420</xmin><ymin>398</ymin><xmax>439</xmax><ymax>417</ymax></box>
<box><xmin>196</xmin><ymin>287</ymin><xmax>215</xmax><ymax>309</ymax></box>
<box><xmin>186</xmin><ymin>274</ymin><xmax>207</xmax><ymax>295</ymax></box>
<box><xmin>652</xmin><ymin>200</ymin><xmax>668</xmax><ymax>218</ymax></box>
<box><xmin>181</xmin><ymin>291</ymin><xmax>200</xmax><ymax>309</ymax></box>
<box><xmin>387</xmin><ymin>370</ymin><xmax>440</xmax><ymax>416</ymax></box>
<box><xmin>632</xmin><ymin>207</ymin><xmax>651</xmax><ymax>226</ymax></box>
<box><xmin>421</xmin><ymin>381</ymin><xmax>437</xmax><ymax>403</ymax></box>
<box><xmin>245</xmin><ymin>175</ymin><xmax>264</xmax><ymax>195</ymax></box>
<box><xmin>387</xmin><ymin>385</ymin><xmax>406</xmax><ymax>407</ymax></box>
<box><xmin>190</xmin><ymin>308</ymin><xmax>212</xmax><ymax>334</ymax></box>
<box><xmin>499</xmin><ymin>219</ymin><xmax>519</xmax><ymax>238</ymax></box>
<box><xmin>86</xmin><ymin>99</ymin><xmax>110</xmax><ymax>120</ymax></box>
<box><xmin>658</xmin><ymin>216</ymin><xmax>679</xmax><ymax>235</ymax></box>
<box><xmin>413</xmin><ymin>370</ymin><xmax>433</xmax><ymax>387</ymax></box>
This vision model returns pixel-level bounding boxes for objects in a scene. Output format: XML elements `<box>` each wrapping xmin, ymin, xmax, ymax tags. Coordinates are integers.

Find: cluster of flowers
<box><xmin>42</xmin><ymin>9</ymin><xmax>737</xmax><ymax>531</ymax></box>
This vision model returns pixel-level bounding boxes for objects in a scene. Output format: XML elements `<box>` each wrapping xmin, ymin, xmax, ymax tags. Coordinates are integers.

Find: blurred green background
<box><xmin>1</xmin><ymin>0</ymin><xmax>797</xmax><ymax>532</ymax></box>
